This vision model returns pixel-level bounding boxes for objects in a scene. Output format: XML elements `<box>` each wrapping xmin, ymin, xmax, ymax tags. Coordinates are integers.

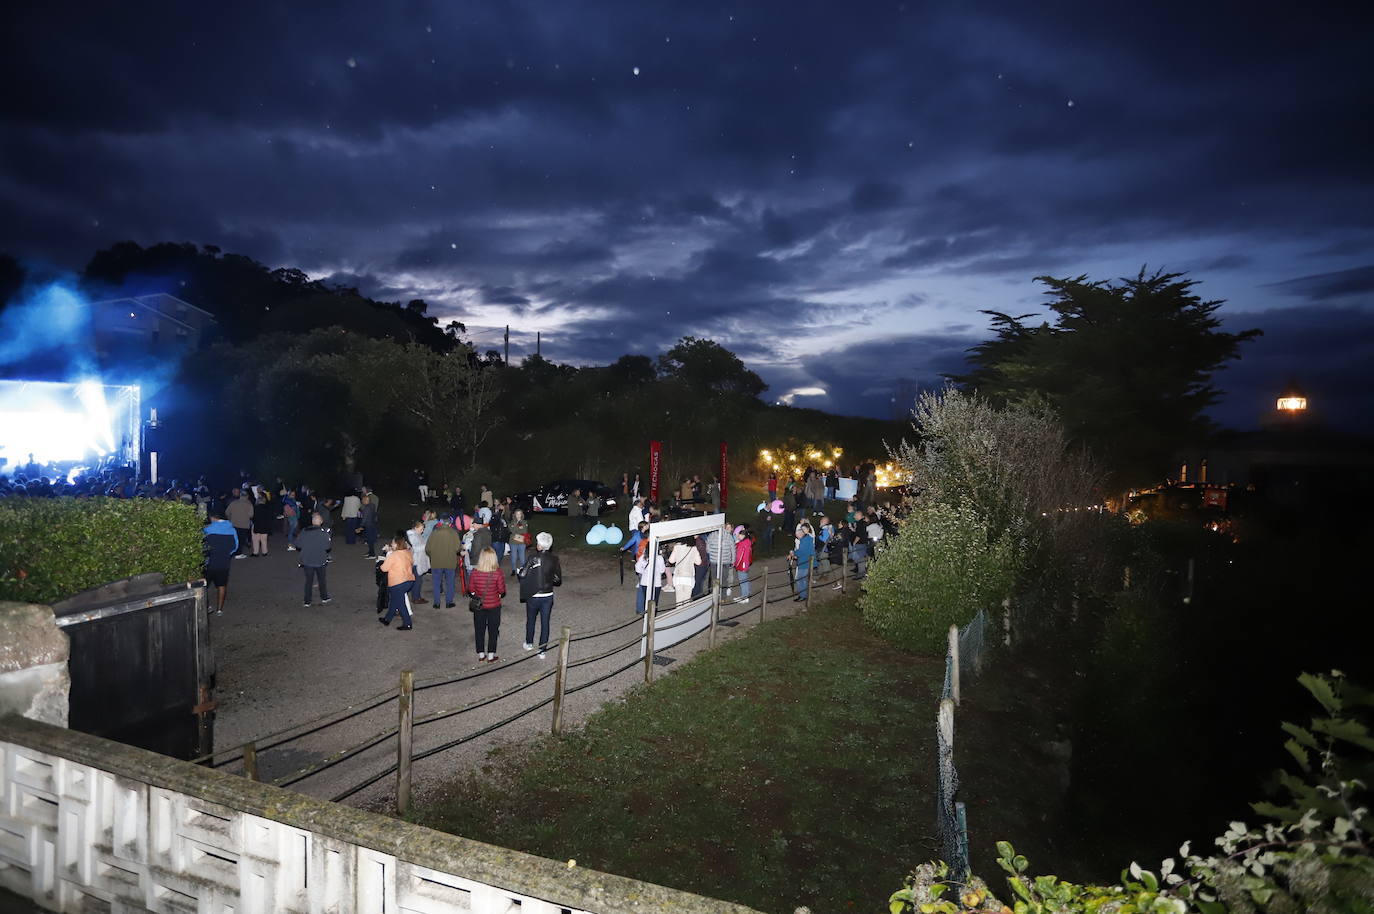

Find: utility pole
<box><xmin>504</xmin><ymin>325</ymin><xmax>510</xmax><ymax>364</ymax></box>
<box><xmin>536</xmin><ymin>331</ymin><xmax>541</xmax><ymax>357</ymax></box>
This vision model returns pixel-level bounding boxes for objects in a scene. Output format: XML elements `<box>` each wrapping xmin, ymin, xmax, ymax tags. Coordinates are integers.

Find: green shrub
<box><xmin>860</xmin><ymin>503</ymin><xmax>1017</xmax><ymax>651</ymax></box>
<box><xmin>0</xmin><ymin>497</ymin><xmax>205</xmax><ymax>604</ymax></box>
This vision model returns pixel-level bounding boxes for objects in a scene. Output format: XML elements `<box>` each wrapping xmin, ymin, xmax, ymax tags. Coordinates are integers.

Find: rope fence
<box><xmin>212</xmin><ymin>547</ymin><xmax>860</xmax><ymax>811</ymax></box>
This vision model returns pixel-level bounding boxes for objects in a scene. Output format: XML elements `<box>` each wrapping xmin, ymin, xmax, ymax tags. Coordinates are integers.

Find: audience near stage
<box><xmin>2</xmin><ymin>457</ymin><xmax>902</xmax><ymax>664</ymax></box>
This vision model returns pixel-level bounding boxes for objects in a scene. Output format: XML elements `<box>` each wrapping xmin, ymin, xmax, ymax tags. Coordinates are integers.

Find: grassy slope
<box><xmin>410</xmin><ymin>595</ymin><xmax>944</xmax><ymax>913</ymax></box>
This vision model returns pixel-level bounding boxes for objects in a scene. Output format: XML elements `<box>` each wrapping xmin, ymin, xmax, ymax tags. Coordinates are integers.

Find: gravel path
<box><xmin>206</xmin><ymin>523</ymin><xmax>841</xmax><ymax>811</ymax></box>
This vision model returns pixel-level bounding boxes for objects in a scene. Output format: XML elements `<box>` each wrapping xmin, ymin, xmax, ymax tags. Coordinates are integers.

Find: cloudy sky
<box><xmin>3</xmin><ymin>1</ymin><xmax>1372</xmax><ymax>429</ymax></box>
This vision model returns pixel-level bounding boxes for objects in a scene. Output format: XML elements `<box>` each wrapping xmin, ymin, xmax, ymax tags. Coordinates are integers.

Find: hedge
<box><xmin>0</xmin><ymin>497</ymin><xmax>205</xmax><ymax>604</ymax></box>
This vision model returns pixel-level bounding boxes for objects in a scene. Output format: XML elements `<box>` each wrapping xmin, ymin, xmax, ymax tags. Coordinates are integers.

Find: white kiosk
<box><xmin>640</xmin><ymin>512</ymin><xmax>732</xmax><ymax>680</ymax></box>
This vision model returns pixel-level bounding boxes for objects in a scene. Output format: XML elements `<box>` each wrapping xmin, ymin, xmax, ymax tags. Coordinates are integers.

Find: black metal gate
<box><xmin>55</xmin><ymin>581</ymin><xmax>215</xmax><ymax>759</ymax></box>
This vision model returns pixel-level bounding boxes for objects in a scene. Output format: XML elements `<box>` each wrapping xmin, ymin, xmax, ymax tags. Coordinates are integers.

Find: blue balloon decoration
<box><xmin>585</xmin><ymin>523</ymin><xmax>608</xmax><ymax>545</ymax></box>
<box><xmin>604</xmin><ymin>524</ymin><xmax>624</xmax><ymax>544</ymax></box>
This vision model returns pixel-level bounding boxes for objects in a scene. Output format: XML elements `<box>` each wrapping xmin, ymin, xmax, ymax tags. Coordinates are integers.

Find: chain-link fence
<box><xmin>935</xmin><ymin>607</ymin><xmax>987</xmax><ymax>881</ymax></box>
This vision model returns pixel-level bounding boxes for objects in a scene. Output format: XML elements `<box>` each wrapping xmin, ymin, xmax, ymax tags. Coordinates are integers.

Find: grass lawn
<box><xmin>409</xmin><ymin>594</ymin><xmax>945</xmax><ymax>913</ymax></box>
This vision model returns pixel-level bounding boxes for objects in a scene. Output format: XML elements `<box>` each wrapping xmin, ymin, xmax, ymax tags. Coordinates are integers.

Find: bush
<box><xmin>0</xmin><ymin>497</ymin><xmax>205</xmax><ymax>604</ymax></box>
<box><xmin>890</xmin><ymin>672</ymin><xmax>1374</xmax><ymax>914</ymax></box>
<box><xmin>860</xmin><ymin>503</ymin><xmax>1017</xmax><ymax>651</ymax></box>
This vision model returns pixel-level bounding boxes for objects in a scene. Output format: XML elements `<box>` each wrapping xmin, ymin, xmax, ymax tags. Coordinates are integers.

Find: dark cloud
<box><xmin>1267</xmin><ymin>265</ymin><xmax>1374</xmax><ymax>302</ymax></box>
<box><xmin>850</xmin><ymin>181</ymin><xmax>905</xmax><ymax>214</ymax></box>
<box><xmin>1</xmin><ymin>0</ymin><xmax>1372</xmax><ymax>430</ymax></box>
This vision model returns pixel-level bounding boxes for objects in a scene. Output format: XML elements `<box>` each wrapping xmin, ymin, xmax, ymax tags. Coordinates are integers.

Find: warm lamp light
<box><xmin>1276</xmin><ymin>396</ymin><xmax>1307</xmax><ymax>412</ymax></box>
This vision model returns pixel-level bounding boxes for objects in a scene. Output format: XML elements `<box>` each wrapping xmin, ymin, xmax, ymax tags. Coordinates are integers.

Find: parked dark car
<box><xmin>510</xmin><ymin>479</ymin><xmax>619</xmax><ymax>515</ymax></box>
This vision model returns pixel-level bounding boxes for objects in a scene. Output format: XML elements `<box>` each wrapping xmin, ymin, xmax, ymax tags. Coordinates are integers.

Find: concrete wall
<box><xmin>0</xmin><ymin>715</ymin><xmax>763</xmax><ymax>914</ymax></box>
<box><xmin>0</xmin><ymin>603</ymin><xmax>69</xmax><ymax>728</ymax></box>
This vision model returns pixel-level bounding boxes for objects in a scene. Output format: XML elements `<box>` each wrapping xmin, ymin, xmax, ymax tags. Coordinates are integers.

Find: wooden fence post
<box><xmin>397</xmin><ymin>670</ymin><xmax>414</xmax><ymax>816</ymax></box>
<box><xmin>939</xmin><ymin>697</ymin><xmax>955</xmax><ymax>752</ymax></box>
<box><xmin>760</xmin><ymin>565</ymin><xmax>769</xmax><ymax>623</ymax></box>
<box><xmin>552</xmin><ymin>626</ymin><xmax>571</xmax><ymax>735</ymax></box>
<box><xmin>644</xmin><ymin>596</ymin><xmax>657</xmax><ymax>683</ymax></box>
<box><xmin>948</xmin><ymin>624</ymin><xmax>960</xmax><ymax>705</ymax></box>
<box><xmin>243</xmin><ymin>742</ymin><xmax>258</xmax><ymax>782</ymax></box>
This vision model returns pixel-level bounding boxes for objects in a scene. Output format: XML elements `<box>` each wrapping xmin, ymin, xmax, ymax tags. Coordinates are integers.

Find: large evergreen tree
<box><xmin>952</xmin><ymin>269</ymin><xmax>1260</xmax><ymax>486</ymax></box>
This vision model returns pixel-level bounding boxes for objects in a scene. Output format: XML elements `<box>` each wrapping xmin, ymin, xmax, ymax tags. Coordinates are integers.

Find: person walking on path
<box><xmin>790</xmin><ymin>522</ymin><xmax>816</xmax><ymax>602</ymax></box>
<box><xmin>426</xmin><ymin>516</ymin><xmax>461</xmax><ymax>608</ymax></box>
<box><xmin>226</xmin><ymin>489</ymin><xmax>253</xmax><ymax>558</ymax></box>
<box><xmin>202</xmin><ymin>512</ymin><xmax>237</xmax><ymax>615</ymax></box>
<box><xmin>406</xmin><ymin>519</ymin><xmax>431</xmax><ymax>605</ymax></box>
<box><xmin>359</xmin><ymin>493</ymin><xmax>379</xmax><ymax>557</ymax></box>
<box><xmin>298</xmin><ymin>518</ymin><xmax>332</xmax><ymax>606</ymax></box>
<box><xmin>378</xmin><ymin>533</ymin><xmax>416</xmax><ymax>630</ymax></box>
<box><xmin>340</xmin><ymin>491</ymin><xmax>362</xmax><ymax>545</ymax></box>
<box><xmin>518</xmin><ymin>531</ymin><xmax>562</xmax><ymax>656</ymax></box>
<box><xmin>251</xmin><ymin>492</ymin><xmax>275</xmax><ymax>556</ymax></box>
<box><xmin>282</xmin><ymin>491</ymin><xmax>301</xmax><ymax>551</ymax></box>
<box><xmin>767</xmin><ymin>471</ymin><xmax>778</xmax><ymax>504</ymax></box>
<box><xmin>508</xmin><ymin>509</ymin><xmax>529</xmax><ymax>577</ymax></box>
<box><xmin>733</xmin><ymin>526</ymin><xmax>755</xmax><ymax>603</ymax></box>
<box><xmin>468</xmin><ymin>547</ymin><xmax>506</xmax><ymax>662</ymax></box>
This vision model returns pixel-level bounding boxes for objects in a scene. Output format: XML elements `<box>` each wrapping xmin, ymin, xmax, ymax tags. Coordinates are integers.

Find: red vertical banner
<box><xmin>719</xmin><ymin>441</ymin><xmax>729</xmax><ymax>512</ymax></box>
<box><xmin>649</xmin><ymin>440</ymin><xmax>662</xmax><ymax>502</ymax></box>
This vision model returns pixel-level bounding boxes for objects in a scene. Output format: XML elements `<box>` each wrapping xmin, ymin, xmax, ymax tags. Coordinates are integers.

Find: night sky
<box><xmin>3</xmin><ymin>2</ymin><xmax>1372</xmax><ymax>430</ymax></box>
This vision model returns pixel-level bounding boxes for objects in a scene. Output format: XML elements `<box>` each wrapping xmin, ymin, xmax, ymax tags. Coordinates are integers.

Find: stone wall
<box><xmin>0</xmin><ymin>715</ymin><xmax>763</xmax><ymax>914</ymax></box>
<box><xmin>0</xmin><ymin>602</ymin><xmax>69</xmax><ymax>727</ymax></box>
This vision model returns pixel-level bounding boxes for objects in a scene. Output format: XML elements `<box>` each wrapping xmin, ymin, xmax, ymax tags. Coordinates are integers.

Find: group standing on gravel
<box><xmin>192</xmin><ymin>463</ymin><xmax>899</xmax><ymax>663</ymax></box>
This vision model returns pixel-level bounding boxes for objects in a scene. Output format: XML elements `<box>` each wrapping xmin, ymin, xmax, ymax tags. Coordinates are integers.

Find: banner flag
<box><xmin>649</xmin><ymin>440</ymin><xmax>662</xmax><ymax>502</ymax></box>
<box><xmin>719</xmin><ymin>441</ymin><xmax>729</xmax><ymax>511</ymax></box>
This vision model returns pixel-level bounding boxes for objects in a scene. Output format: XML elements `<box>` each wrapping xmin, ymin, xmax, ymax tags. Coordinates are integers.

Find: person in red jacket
<box><xmin>733</xmin><ymin>526</ymin><xmax>755</xmax><ymax>603</ymax></box>
<box><xmin>468</xmin><ymin>547</ymin><xmax>507</xmax><ymax>662</ymax></box>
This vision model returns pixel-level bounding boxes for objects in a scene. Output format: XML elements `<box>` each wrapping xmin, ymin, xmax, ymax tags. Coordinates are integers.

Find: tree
<box><xmin>951</xmin><ymin>269</ymin><xmax>1260</xmax><ymax>486</ymax></box>
<box><xmin>396</xmin><ymin>344</ymin><xmax>503</xmax><ymax>473</ymax></box>
<box><xmin>657</xmin><ymin>337</ymin><xmax>767</xmax><ymax>400</ymax></box>
<box><xmin>607</xmin><ymin>354</ymin><xmax>656</xmax><ymax>387</ymax></box>
<box><xmin>894</xmin><ymin>387</ymin><xmax>1100</xmax><ymax>556</ymax></box>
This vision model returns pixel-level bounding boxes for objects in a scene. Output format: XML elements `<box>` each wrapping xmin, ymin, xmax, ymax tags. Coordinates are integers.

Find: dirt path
<box><xmin>207</xmin><ymin>520</ymin><xmax>840</xmax><ymax>810</ymax></box>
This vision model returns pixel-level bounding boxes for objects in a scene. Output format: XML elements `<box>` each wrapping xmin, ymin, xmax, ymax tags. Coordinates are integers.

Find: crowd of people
<box><xmin>197</xmin><ymin>477</ymin><xmax>569</xmax><ymax>664</ymax></box>
<box><xmin>6</xmin><ymin>458</ymin><xmax>901</xmax><ymax>667</ymax></box>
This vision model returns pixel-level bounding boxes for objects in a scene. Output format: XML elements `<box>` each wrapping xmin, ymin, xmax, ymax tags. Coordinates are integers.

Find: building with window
<box><xmin>90</xmin><ymin>293</ymin><xmax>216</xmax><ymax>357</ymax></box>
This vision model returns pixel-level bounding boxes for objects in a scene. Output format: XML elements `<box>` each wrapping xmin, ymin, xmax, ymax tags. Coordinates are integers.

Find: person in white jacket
<box><xmin>406</xmin><ymin>520</ymin><xmax>431</xmax><ymax>605</ymax></box>
<box><xmin>667</xmin><ymin>539</ymin><xmax>700</xmax><ymax>604</ymax></box>
<box><xmin>634</xmin><ymin>544</ymin><xmax>667</xmax><ymax>615</ymax></box>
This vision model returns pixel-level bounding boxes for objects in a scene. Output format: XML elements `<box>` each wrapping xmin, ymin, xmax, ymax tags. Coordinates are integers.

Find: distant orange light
<box><xmin>1276</xmin><ymin>397</ymin><xmax>1307</xmax><ymax>411</ymax></box>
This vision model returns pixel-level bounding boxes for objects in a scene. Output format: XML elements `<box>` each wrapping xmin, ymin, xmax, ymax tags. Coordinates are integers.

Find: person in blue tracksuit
<box><xmin>202</xmin><ymin>513</ymin><xmax>238</xmax><ymax>615</ymax></box>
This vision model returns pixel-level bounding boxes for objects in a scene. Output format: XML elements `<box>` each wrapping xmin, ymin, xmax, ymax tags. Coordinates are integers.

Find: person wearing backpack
<box><xmin>517</xmin><ymin>531</ymin><xmax>562</xmax><ymax>657</ymax></box>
